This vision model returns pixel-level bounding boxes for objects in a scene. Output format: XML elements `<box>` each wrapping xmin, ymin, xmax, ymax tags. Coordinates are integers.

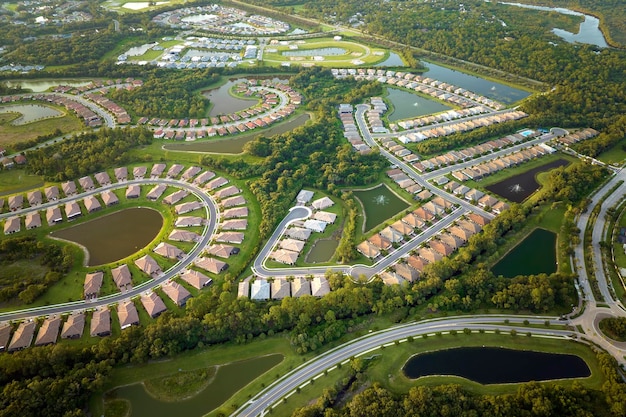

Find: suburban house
<box><xmin>46</xmin><ymin>207</ymin><xmax>63</xmax><ymax>225</ymax></box>
<box><xmin>194</xmin><ymin>257</ymin><xmax>228</xmax><ymax>274</ymax></box>
<box><xmin>271</xmin><ymin>279</ymin><xmax>291</xmax><ymax>299</ymax></box>
<box><xmin>61</xmin><ymin>313</ymin><xmax>85</xmax><ymax>339</ymax></box>
<box><xmin>135</xmin><ymin>255</ymin><xmax>162</xmax><ymax>278</ymax></box>
<box><xmin>90</xmin><ymin>309</ymin><xmax>111</xmax><ymax>337</ymax></box>
<box><xmin>168</xmin><ymin>229</ymin><xmax>200</xmax><ymax>242</ymax></box>
<box><xmin>65</xmin><ymin>201</ymin><xmax>81</xmax><ymax>220</ymax></box>
<box><xmin>34</xmin><ymin>316</ymin><xmax>61</xmax><ymax>347</ymax></box>
<box><xmin>117</xmin><ymin>300</ymin><xmax>140</xmax><ymax>329</ymax></box>
<box><xmin>153</xmin><ymin>242</ymin><xmax>184</xmax><ymax>260</ymax></box>
<box><xmin>45</xmin><ymin>186</ymin><xmax>59</xmax><ymax>201</ymax></box>
<box><xmin>8</xmin><ymin>321</ymin><xmax>36</xmax><ymax>352</ymax></box>
<box><xmin>111</xmin><ymin>264</ymin><xmax>132</xmax><ymax>291</ymax></box>
<box><xmin>146</xmin><ymin>184</ymin><xmax>166</xmax><ymax>200</ymax></box>
<box><xmin>84</xmin><ymin>271</ymin><xmax>103</xmax><ymax>299</ymax></box>
<box><xmin>179</xmin><ymin>269</ymin><xmax>212</xmax><ymax>290</ymax></box>
<box><xmin>4</xmin><ymin>217</ymin><xmax>20</xmax><ymax>234</ymax></box>
<box><xmin>140</xmin><ymin>292</ymin><xmax>167</xmax><ymax>319</ymax></box>
<box><xmin>161</xmin><ymin>281</ymin><xmax>192</xmax><ymax>306</ymax></box>
<box><xmin>126</xmin><ymin>185</ymin><xmax>141</xmax><ymax>199</ymax></box>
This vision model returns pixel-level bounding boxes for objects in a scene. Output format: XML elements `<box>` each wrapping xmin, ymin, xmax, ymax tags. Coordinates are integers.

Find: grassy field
<box><xmin>262</xmin><ymin>37</ymin><xmax>388</xmax><ymax>67</ymax></box>
<box><xmin>0</xmin><ymin>169</ymin><xmax>46</xmax><ymax>197</ymax></box>
<box><xmin>597</xmin><ymin>138</ymin><xmax>626</xmax><ymax>166</ymax></box>
<box><xmin>0</xmin><ymin>104</ymin><xmax>83</xmax><ymax>148</ymax></box>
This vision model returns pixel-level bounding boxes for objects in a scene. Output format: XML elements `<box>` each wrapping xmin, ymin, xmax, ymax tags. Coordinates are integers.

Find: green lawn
<box><xmin>597</xmin><ymin>138</ymin><xmax>626</xmax><ymax>166</ymax></box>
<box><xmin>366</xmin><ymin>332</ymin><xmax>605</xmax><ymax>396</ymax></box>
<box><xmin>0</xmin><ymin>169</ymin><xmax>46</xmax><ymax>197</ymax></box>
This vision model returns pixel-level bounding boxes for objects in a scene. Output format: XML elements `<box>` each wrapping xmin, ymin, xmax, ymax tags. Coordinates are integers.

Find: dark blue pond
<box><xmin>402</xmin><ymin>347</ymin><xmax>590</xmax><ymax>384</ymax></box>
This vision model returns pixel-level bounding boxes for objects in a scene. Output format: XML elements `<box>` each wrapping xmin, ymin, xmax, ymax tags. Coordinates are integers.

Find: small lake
<box><xmin>306</xmin><ymin>239</ymin><xmax>338</xmax><ymax>263</ymax></box>
<box><xmin>386</xmin><ymin>87</ymin><xmax>452</xmax><ymax>122</ymax></box>
<box><xmin>0</xmin><ymin>104</ymin><xmax>63</xmax><ymax>125</ymax></box>
<box><xmin>402</xmin><ymin>347</ymin><xmax>590</xmax><ymax>384</ymax></box>
<box><xmin>163</xmin><ymin>113</ymin><xmax>311</xmax><ymax>154</ymax></box>
<box><xmin>485</xmin><ymin>158</ymin><xmax>570</xmax><ymax>203</ymax></box>
<box><xmin>421</xmin><ymin>62</ymin><xmax>530</xmax><ymax>105</ymax></box>
<box><xmin>353</xmin><ymin>184</ymin><xmax>410</xmax><ymax>232</ymax></box>
<box><xmin>5</xmin><ymin>79</ymin><xmax>93</xmax><ymax>92</ymax></box>
<box><xmin>491</xmin><ymin>228</ymin><xmax>557</xmax><ymax>278</ymax></box>
<box><xmin>203</xmin><ymin>80</ymin><xmax>259</xmax><ymax>117</ymax></box>
<box><xmin>51</xmin><ymin>207</ymin><xmax>164</xmax><ymax>266</ymax></box>
<box><xmin>107</xmin><ymin>354</ymin><xmax>283</xmax><ymax>417</ymax></box>
<box><xmin>375</xmin><ymin>52</ymin><xmax>406</xmax><ymax>67</ymax></box>
<box><xmin>283</xmin><ymin>47</ymin><xmax>347</xmax><ymax>57</ymax></box>
<box><xmin>501</xmin><ymin>2</ymin><xmax>608</xmax><ymax>48</ymax></box>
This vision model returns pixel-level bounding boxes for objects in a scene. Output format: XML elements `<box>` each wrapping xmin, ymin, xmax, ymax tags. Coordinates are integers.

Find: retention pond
<box><xmin>353</xmin><ymin>184</ymin><xmax>410</xmax><ymax>232</ymax></box>
<box><xmin>491</xmin><ymin>228</ymin><xmax>557</xmax><ymax>278</ymax></box>
<box><xmin>403</xmin><ymin>347</ymin><xmax>590</xmax><ymax>384</ymax></box>
<box><xmin>107</xmin><ymin>354</ymin><xmax>283</xmax><ymax>417</ymax></box>
<box><xmin>485</xmin><ymin>158</ymin><xmax>570</xmax><ymax>203</ymax></box>
<box><xmin>50</xmin><ymin>207</ymin><xmax>164</xmax><ymax>266</ymax></box>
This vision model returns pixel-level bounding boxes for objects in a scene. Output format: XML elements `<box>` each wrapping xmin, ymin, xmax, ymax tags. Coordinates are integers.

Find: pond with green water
<box><xmin>105</xmin><ymin>354</ymin><xmax>283</xmax><ymax>417</ymax></box>
<box><xmin>386</xmin><ymin>87</ymin><xmax>451</xmax><ymax>122</ymax></box>
<box><xmin>353</xmin><ymin>184</ymin><xmax>410</xmax><ymax>232</ymax></box>
<box><xmin>491</xmin><ymin>228</ymin><xmax>557</xmax><ymax>278</ymax></box>
<box><xmin>306</xmin><ymin>239</ymin><xmax>338</xmax><ymax>263</ymax></box>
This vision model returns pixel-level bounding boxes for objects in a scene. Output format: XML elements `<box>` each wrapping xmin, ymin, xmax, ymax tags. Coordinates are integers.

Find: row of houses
<box><xmin>270</xmin><ymin>195</ymin><xmax>335</xmax><ymax>265</ymax></box>
<box><xmin>413</xmin><ymin>130</ymin><xmax>542</xmax><ymax>173</ymax></box>
<box><xmin>332</xmin><ymin>68</ymin><xmax>504</xmax><ymax>111</ymax></box>
<box><xmin>446</xmin><ymin>182</ymin><xmax>510</xmax><ymax>213</ymax></box>
<box><xmin>238</xmin><ymin>275</ymin><xmax>331</xmax><ymax>300</ymax></box>
<box><xmin>379</xmin><ymin>212</ymin><xmax>491</xmax><ymax>285</ymax></box>
<box><xmin>364</xmin><ymin>98</ymin><xmax>388</xmax><ymax>134</ymax></box>
<box><xmin>393</xmin><ymin>110</ymin><xmax>528</xmax><ymax>143</ymax></box>
<box><xmin>2</xmin><ymin>94</ymin><xmax>102</xmax><ymax>127</ymax></box>
<box><xmin>151</xmin><ymin>79</ymin><xmax>301</xmax><ymax>140</ymax></box>
<box><xmin>84</xmin><ymin>92</ymin><xmax>131</xmax><ymax>124</ymax></box>
<box><xmin>385</xmin><ymin>167</ymin><xmax>430</xmax><ymax>199</ymax></box>
<box><xmin>357</xmin><ymin>196</ymin><xmax>457</xmax><ymax>259</ymax></box>
<box><xmin>338</xmin><ymin>104</ymin><xmax>370</xmax><ymax>153</ymax></box>
<box><xmin>555</xmin><ymin>128</ymin><xmax>599</xmax><ymax>146</ymax></box>
<box><xmin>0</xmin><ymin>154</ymin><xmax>26</xmax><ymax>170</ymax></box>
<box><xmin>393</xmin><ymin>106</ymin><xmax>488</xmax><ymax>131</ymax></box>
<box><xmin>1</xmin><ymin>277</ymin><xmax>201</xmax><ymax>351</ymax></box>
<box><xmin>52</xmin><ymin>78</ymin><xmax>143</xmax><ymax>95</ymax></box>
<box><xmin>450</xmin><ymin>144</ymin><xmax>554</xmax><ymax>182</ymax></box>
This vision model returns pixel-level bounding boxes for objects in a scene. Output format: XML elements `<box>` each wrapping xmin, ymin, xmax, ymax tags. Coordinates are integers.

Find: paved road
<box><xmin>235</xmin><ymin>315</ymin><xmax>574</xmax><ymax>417</ymax></box>
<box><xmin>355</xmin><ymin>104</ymin><xmax>494</xmax><ymax>220</ymax></box>
<box><xmin>0</xmin><ymin>177</ymin><xmax>219</xmax><ymax>322</ymax></box>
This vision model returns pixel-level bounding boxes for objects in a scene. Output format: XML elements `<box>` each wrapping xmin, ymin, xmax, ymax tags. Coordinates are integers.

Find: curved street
<box><xmin>0</xmin><ymin>177</ymin><xmax>219</xmax><ymax>322</ymax></box>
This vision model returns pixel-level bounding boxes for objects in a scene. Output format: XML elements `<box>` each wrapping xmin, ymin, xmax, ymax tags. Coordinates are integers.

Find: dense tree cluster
<box><xmin>538</xmin><ymin>163</ymin><xmax>607</xmax><ymax>204</ymax></box>
<box><xmin>205</xmin><ymin>68</ymin><xmax>387</xmax><ymax>238</ymax></box>
<box><xmin>291</xmin><ymin>379</ymin><xmax>618</xmax><ymax>417</ymax></box>
<box><xmin>599</xmin><ymin>317</ymin><xmax>626</xmax><ymax>342</ymax></box>
<box><xmin>25</xmin><ymin>127</ymin><xmax>152</xmax><ymax>181</ymax></box>
<box><xmin>108</xmin><ymin>69</ymin><xmax>219</xmax><ymax>119</ymax></box>
<box><xmin>0</xmin><ymin>236</ymin><xmax>73</xmax><ymax>304</ymax></box>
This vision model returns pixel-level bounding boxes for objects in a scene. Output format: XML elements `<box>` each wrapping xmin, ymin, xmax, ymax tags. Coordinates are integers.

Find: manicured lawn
<box><xmin>596</xmin><ymin>138</ymin><xmax>626</xmax><ymax>166</ymax></box>
<box><xmin>366</xmin><ymin>332</ymin><xmax>605</xmax><ymax>395</ymax></box>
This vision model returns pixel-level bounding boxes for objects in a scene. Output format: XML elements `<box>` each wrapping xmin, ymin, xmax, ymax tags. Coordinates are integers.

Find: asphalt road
<box><xmin>235</xmin><ymin>315</ymin><xmax>573</xmax><ymax>417</ymax></box>
<box><xmin>0</xmin><ymin>177</ymin><xmax>219</xmax><ymax>322</ymax></box>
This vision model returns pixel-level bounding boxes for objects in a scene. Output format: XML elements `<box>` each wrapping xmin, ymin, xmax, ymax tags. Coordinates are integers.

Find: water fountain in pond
<box><xmin>509</xmin><ymin>184</ymin><xmax>524</xmax><ymax>193</ymax></box>
<box><xmin>373</xmin><ymin>195</ymin><xmax>389</xmax><ymax>205</ymax></box>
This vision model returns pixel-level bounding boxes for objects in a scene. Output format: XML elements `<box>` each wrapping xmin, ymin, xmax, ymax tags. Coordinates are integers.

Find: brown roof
<box><xmin>407</xmin><ymin>255</ymin><xmax>426</xmax><ymax>271</ymax></box>
<box><xmin>368</xmin><ymin>234</ymin><xmax>391</xmax><ymax>250</ymax></box>
<box><xmin>161</xmin><ymin>281</ymin><xmax>191</xmax><ymax>306</ymax></box>
<box><xmin>153</xmin><ymin>242</ymin><xmax>184</xmax><ymax>260</ymax></box>
<box><xmin>291</xmin><ymin>277</ymin><xmax>311</xmax><ymax>297</ymax></box>
<box><xmin>357</xmin><ymin>241</ymin><xmax>380</xmax><ymax>258</ymax></box>
<box><xmin>135</xmin><ymin>255</ymin><xmax>162</xmax><ymax>277</ymax></box>
<box><xmin>61</xmin><ymin>313</ymin><xmax>85</xmax><ymax>339</ymax></box>
<box><xmin>111</xmin><ymin>264</ymin><xmax>132</xmax><ymax>290</ymax></box>
<box><xmin>394</xmin><ymin>263</ymin><xmax>420</xmax><ymax>282</ymax></box>
<box><xmin>429</xmin><ymin>240</ymin><xmax>454</xmax><ymax>256</ymax></box>
<box><xmin>0</xmin><ymin>323</ymin><xmax>12</xmax><ymax>351</ymax></box>
<box><xmin>25</xmin><ymin>212</ymin><xmax>41</xmax><ymax>229</ymax></box>
<box><xmin>206</xmin><ymin>244</ymin><xmax>239</xmax><ymax>258</ymax></box>
<box><xmin>90</xmin><ymin>309</ymin><xmax>111</xmax><ymax>337</ymax></box>
<box><xmin>34</xmin><ymin>316</ymin><xmax>61</xmax><ymax>346</ymax></box>
<box><xmin>179</xmin><ymin>269</ymin><xmax>212</xmax><ymax>290</ymax></box>
<box><xmin>194</xmin><ymin>257</ymin><xmax>228</xmax><ymax>274</ymax></box>
<box><xmin>163</xmin><ymin>189</ymin><xmax>187</xmax><ymax>205</ymax></box>
<box><xmin>140</xmin><ymin>292</ymin><xmax>167</xmax><ymax>318</ymax></box>
<box><xmin>468</xmin><ymin>212</ymin><xmax>490</xmax><ymax>226</ymax></box>
<box><xmin>8</xmin><ymin>321</ymin><xmax>36</xmax><ymax>351</ymax></box>
<box><xmin>84</xmin><ymin>271</ymin><xmax>103</xmax><ymax>298</ymax></box>
<box><xmin>117</xmin><ymin>300</ymin><xmax>140</xmax><ymax>329</ymax></box>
